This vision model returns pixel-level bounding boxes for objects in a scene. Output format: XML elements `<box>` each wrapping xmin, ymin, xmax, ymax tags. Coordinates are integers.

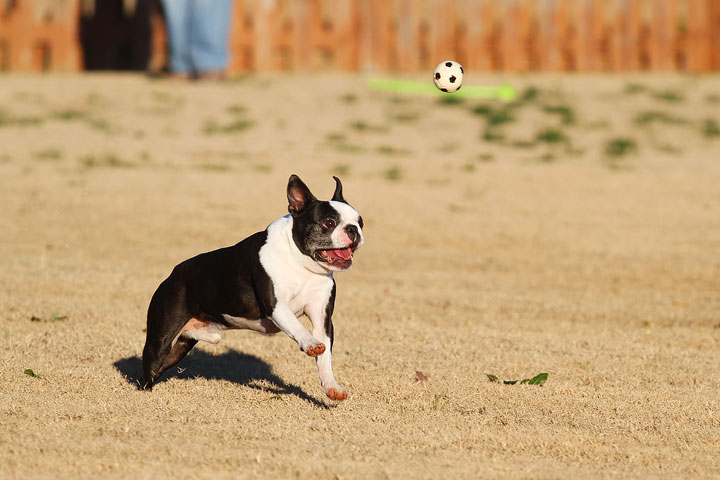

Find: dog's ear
<box><xmin>331</xmin><ymin>176</ymin><xmax>346</xmax><ymax>203</ymax></box>
<box><xmin>287</xmin><ymin>174</ymin><xmax>317</xmax><ymax>215</ymax></box>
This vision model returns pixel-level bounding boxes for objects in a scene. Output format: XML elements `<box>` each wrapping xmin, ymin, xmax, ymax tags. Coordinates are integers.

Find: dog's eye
<box><xmin>322</xmin><ymin>218</ymin><xmax>337</xmax><ymax>229</ymax></box>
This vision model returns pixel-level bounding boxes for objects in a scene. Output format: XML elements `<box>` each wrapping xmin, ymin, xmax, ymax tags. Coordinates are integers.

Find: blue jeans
<box><xmin>161</xmin><ymin>0</ymin><xmax>233</xmax><ymax>74</ymax></box>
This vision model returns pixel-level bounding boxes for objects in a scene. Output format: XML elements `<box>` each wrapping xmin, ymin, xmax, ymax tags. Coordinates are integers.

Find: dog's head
<box><xmin>286</xmin><ymin>175</ymin><xmax>364</xmax><ymax>272</ymax></box>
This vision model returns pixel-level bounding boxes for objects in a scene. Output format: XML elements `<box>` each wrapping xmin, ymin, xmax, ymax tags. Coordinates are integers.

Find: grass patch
<box><xmin>31</xmin><ymin>313</ymin><xmax>67</xmax><ymax>323</ymax></box>
<box><xmin>226</xmin><ymin>104</ymin><xmax>247</xmax><ymax>115</ymax></box>
<box><xmin>437</xmin><ymin>96</ymin><xmax>465</xmax><ymax>106</ymax></box>
<box><xmin>655</xmin><ymin>143</ymin><xmax>682</xmax><ymax>154</ymax></box>
<box><xmin>518</xmin><ymin>86</ymin><xmax>541</xmax><ymax>103</ymax></box>
<box><xmin>87</xmin><ymin>118</ymin><xmax>113</xmax><ymax>132</ymax></box>
<box><xmin>0</xmin><ymin>108</ymin><xmax>43</xmax><ymax>127</ymax></box>
<box><xmin>203</xmin><ymin>119</ymin><xmax>254</xmax><ymax>135</ymax></box>
<box><xmin>477</xmin><ymin>153</ymin><xmax>494</xmax><ymax>162</ymax></box>
<box><xmin>326</xmin><ymin>132</ymin><xmax>346</xmax><ymax>143</ymax></box>
<box><xmin>350</xmin><ymin>120</ymin><xmax>388</xmax><ymax>133</ymax></box>
<box><xmin>705</xmin><ymin>93</ymin><xmax>720</xmax><ymax>104</ymax></box>
<box><xmin>253</xmin><ymin>164</ymin><xmax>273</xmax><ymax>173</ymax></box>
<box><xmin>390</xmin><ymin>111</ymin><xmax>420</xmax><ymax>123</ymax></box>
<box><xmin>376</xmin><ymin>145</ymin><xmax>410</xmax><ymax>156</ymax></box>
<box><xmin>486</xmin><ymin>372</ymin><xmax>548</xmax><ymax>386</ymax></box>
<box><xmin>332</xmin><ymin>164</ymin><xmax>351</xmax><ymax>176</ymax></box>
<box><xmin>332</xmin><ymin>142</ymin><xmax>366</xmax><ymax>154</ymax></box>
<box><xmin>471</xmin><ymin>104</ymin><xmax>517</xmax><ymax>127</ymax></box>
<box><xmin>326</xmin><ymin>132</ymin><xmax>365</xmax><ymax>154</ymax></box>
<box><xmin>538</xmin><ymin>153</ymin><xmax>555</xmax><ymax>163</ymax></box>
<box><xmin>511</xmin><ymin>139</ymin><xmax>536</xmax><ymax>149</ymax></box>
<box><xmin>198</xmin><ymin>163</ymin><xmax>231</xmax><ymax>172</ymax></box>
<box><xmin>542</xmin><ymin>104</ymin><xmax>576</xmax><ymax>125</ymax></box>
<box><xmin>52</xmin><ymin>109</ymin><xmax>87</xmax><ymax>121</ymax></box>
<box><xmin>536</xmin><ymin>128</ymin><xmax>567</xmax><ymax>145</ymax></box>
<box><xmin>80</xmin><ymin>153</ymin><xmax>135</xmax><ymax>169</ymax></box>
<box><xmin>634</xmin><ymin>110</ymin><xmax>689</xmax><ymax>126</ymax></box>
<box><xmin>701</xmin><ymin>119</ymin><xmax>720</xmax><ymax>138</ymax></box>
<box><xmin>604</xmin><ymin>137</ymin><xmax>638</xmax><ymax>158</ymax></box>
<box><xmin>34</xmin><ymin>148</ymin><xmax>63</xmax><ymax>161</ymax></box>
<box><xmin>652</xmin><ymin>89</ymin><xmax>684</xmax><ymax>103</ymax></box>
<box><xmin>624</xmin><ymin>83</ymin><xmax>648</xmax><ymax>95</ymax></box>
<box><xmin>482</xmin><ymin>129</ymin><xmax>505</xmax><ymax>142</ymax></box>
<box><xmin>384</xmin><ymin>165</ymin><xmax>403</xmax><ymax>181</ymax></box>
<box><xmin>340</xmin><ymin>93</ymin><xmax>357</xmax><ymax>104</ymax></box>
<box><xmin>24</xmin><ymin>369</ymin><xmax>41</xmax><ymax>379</ymax></box>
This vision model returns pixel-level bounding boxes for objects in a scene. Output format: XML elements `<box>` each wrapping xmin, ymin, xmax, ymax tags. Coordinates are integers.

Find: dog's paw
<box><xmin>304</xmin><ymin>342</ymin><xmax>326</xmax><ymax>357</ymax></box>
<box><xmin>325</xmin><ymin>386</ymin><xmax>348</xmax><ymax>401</ymax></box>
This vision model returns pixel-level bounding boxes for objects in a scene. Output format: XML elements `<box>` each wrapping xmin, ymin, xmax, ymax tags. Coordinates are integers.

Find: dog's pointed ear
<box><xmin>287</xmin><ymin>174</ymin><xmax>317</xmax><ymax>215</ymax></box>
<box><xmin>331</xmin><ymin>176</ymin><xmax>346</xmax><ymax>203</ymax></box>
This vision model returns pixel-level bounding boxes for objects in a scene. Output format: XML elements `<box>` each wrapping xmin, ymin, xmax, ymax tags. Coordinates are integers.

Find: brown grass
<box><xmin>1</xmin><ymin>73</ymin><xmax>719</xmax><ymax>479</ymax></box>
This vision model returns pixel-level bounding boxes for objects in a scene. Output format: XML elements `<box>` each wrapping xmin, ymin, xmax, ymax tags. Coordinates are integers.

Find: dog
<box><xmin>141</xmin><ymin>175</ymin><xmax>364</xmax><ymax>400</ymax></box>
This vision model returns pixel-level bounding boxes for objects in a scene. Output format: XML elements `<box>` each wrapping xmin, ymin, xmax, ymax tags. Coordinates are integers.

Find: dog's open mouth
<box><xmin>315</xmin><ymin>247</ymin><xmax>354</xmax><ymax>267</ymax></box>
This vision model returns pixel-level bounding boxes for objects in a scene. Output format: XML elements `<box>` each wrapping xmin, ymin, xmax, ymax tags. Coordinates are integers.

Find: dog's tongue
<box><xmin>328</xmin><ymin>248</ymin><xmax>352</xmax><ymax>261</ymax></box>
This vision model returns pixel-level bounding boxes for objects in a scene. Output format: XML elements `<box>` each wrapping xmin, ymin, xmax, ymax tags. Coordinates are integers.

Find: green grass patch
<box><xmin>536</xmin><ymin>128</ymin><xmax>567</xmax><ymax>144</ymax></box>
<box><xmin>376</xmin><ymin>145</ymin><xmax>410</xmax><ymax>156</ymax></box>
<box><xmin>538</xmin><ymin>153</ymin><xmax>556</xmax><ymax>163</ymax></box>
<box><xmin>482</xmin><ymin>129</ymin><xmax>505</xmax><ymax>142</ymax></box>
<box><xmin>52</xmin><ymin>109</ymin><xmax>87</xmax><ymax>121</ymax></box>
<box><xmin>326</xmin><ymin>132</ymin><xmax>346</xmax><ymax>143</ymax></box>
<box><xmin>634</xmin><ymin>110</ymin><xmax>689</xmax><ymax>126</ymax></box>
<box><xmin>702</xmin><ymin>119</ymin><xmax>720</xmax><ymax>138</ymax></box>
<box><xmin>390</xmin><ymin>111</ymin><xmax>420</xmax><ymax>123</ymax></box>
<box><xmin>332</xmin><ymin>164</ymin><xmax>351</xmax><ymax>176</ymax></box>
<box><xmin>0</xmin><ymin>108</ymin><xmax>43</xmax><ymax>127</ymax></box>
<box><xmin>486</xmin><ymin>372</ymin><xmax>548</xmax><ymax>386</ymax></box>
<box><xmin>518</xmin><ymin>86</ymin><xmax>541</xmax><ymax>103</ymax></box>
<box><xmin>542</xmin><ymin>104</ymin><xmax>576</xmax><ymax>125</ymax></box>
<box><xmin>437</xmin><ymin>95</ymin><xmax>465</xmax><ymax>106</ymax></box>
<box><xmin>80</xmin><ymin>153</ymin><xmax>135</xmax><ymax>169</ymax></box>
<box><xmin>24</xmin><ymin>369</ymin><xmax>41</xmax><ymax>379</ymax></box>
<box><xmin>34</xmin><ymin>148</ymin><xmax>63</xmax><ymax>161</ymax></box>
<box><xmin>604</xmin><ymin>137</ymin><xmax>638</xmax><ymax>157</ymax></box>
<box><xmin>624</xmin><ymin>83</ymin><xmax>648</xmax><ymax>95</ymax></box>
<box><xmin>31</xmin><ymin>313</ymin><xmax>67</xmax><ymax>323</ymax></box>
<box><xmin>340</xmin><ymin>93</ymin><xmax>358</xmax><ymax>104</ymax></box>
<box><xmin>652</xmin><ymin>89</ymin><xmax>684</xmax><ymax>103</ymax></box>
<box><xmin>203</xmin><ymin>119</ymin><xmax>254</xmax><ymax>135</ymax></box>
<box><xmin>198</xmin><ymin>163</ymin><xmax>231</xmax><ymax>172</ymax></box>
<box><xmin>226</xmin><ymin>104</ymin><xmax>247</xmax><ymax>115</ymax></box>
<box><xmin>477</xmin><ymin>153</ymin><xmax>494</xmax><ymax>162</ymax></box>
<box><xmin>350</xmin><ymin>120</ymin><xmax>388</xmax><ymax>133</ymax></box>
<box><xmin>384</xmin><ymin>165</ymin><xmax>403</xmax><ymax>181</ymax></box>
<box><xmin>332</xmin><ymin>142</ymin><xmax>366</xmax><ymax>154</ymax></box>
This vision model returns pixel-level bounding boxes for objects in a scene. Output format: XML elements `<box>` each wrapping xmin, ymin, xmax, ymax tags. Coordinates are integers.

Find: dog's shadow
<box><xmin>113</xmin><ymin>348</ymin><xmax>332</xmax><ymax>409</ymax></box>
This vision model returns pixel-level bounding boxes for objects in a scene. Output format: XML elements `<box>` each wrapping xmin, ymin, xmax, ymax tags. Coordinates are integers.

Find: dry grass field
<box><xmin>1</xmin><ymin>72</ymin><xmax>719</xmax><ymax>479</ymax></box>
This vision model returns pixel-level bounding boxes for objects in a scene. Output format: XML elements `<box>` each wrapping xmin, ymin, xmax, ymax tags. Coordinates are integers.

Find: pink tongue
<box><xmin>328</xmin><ymin>248</ymin><xmax>352</xmax><ymax>261</ymax></box>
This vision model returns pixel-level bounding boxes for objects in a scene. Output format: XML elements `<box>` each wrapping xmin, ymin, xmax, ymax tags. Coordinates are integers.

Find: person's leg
<box><xmin>188</xmin><ymin>0</ymin><xmax>233</xmax><ymax>75</ymax></box>
<box><xmin>160</xmin><ymin>0</ymin><xmax>192</xmax><ymax>74</ymax></box>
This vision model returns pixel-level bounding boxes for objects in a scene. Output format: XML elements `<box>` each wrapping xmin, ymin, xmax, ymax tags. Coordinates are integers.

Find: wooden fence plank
<box><xmin>2</xmin><ymin>0</ymin><xmax>719</xmax><ymax>73</ymax></box>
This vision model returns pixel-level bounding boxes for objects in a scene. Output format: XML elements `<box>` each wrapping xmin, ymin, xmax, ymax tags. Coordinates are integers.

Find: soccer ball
<box><xmin>433</xmin><ymin>60</ymin><xmax>464</xmax><ymax>93</ymax></box>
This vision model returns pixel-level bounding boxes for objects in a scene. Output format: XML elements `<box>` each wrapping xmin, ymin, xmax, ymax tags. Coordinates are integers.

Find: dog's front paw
<box><xmin>303</xmin><ymin>342</ymin><xmax>326</xmax><ymax>357</ymax></box>
<box><xmin>325</xmin><ymin>386</ymin><xmax>347</xmax><ymax>401</ymax></box>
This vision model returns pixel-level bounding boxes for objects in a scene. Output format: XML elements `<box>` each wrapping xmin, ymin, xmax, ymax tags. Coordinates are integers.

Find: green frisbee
<box><xmin>368</xmin><ymin>77</ymin><xmax>517</xmax><ymax>102</ymax></box>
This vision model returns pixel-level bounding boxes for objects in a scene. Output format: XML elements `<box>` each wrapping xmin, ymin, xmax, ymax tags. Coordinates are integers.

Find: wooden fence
<box><xmin>2</xmin><ymin>0</ymin><xmax>720</xmax><ymax>73</ymax></box>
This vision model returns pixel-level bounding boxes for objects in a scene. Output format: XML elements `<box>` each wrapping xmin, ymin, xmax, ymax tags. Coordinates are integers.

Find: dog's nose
<box><xmin>345</xmin><ymin>224</ymin><xmax>359</xmax><ymax>242</ymax></box>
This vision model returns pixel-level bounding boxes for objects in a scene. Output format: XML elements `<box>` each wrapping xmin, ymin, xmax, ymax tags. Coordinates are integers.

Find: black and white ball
<box><xmin>433</xmin><ymin>60</ymin><xmax>464</xmax><ymax>93</ymax></box>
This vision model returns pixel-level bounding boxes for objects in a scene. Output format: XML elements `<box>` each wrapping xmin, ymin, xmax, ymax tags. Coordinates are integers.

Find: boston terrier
<box><xmin>141</xmin><ymin>175</ymin><xmax>364</xmax><ymax>401</ymax></box>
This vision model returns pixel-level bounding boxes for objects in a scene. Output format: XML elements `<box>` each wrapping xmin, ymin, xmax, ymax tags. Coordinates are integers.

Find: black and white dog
<box><xmin>141</xmin><ymin>175</ymin><xmax>363</xmax><ymax>400</ymax></box>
